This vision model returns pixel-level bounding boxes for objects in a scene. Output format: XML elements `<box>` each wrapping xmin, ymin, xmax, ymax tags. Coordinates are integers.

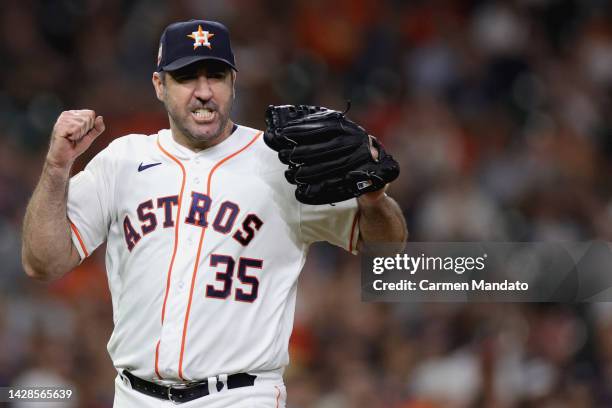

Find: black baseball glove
<box><xmin>264</xmin><ymin>104</ymin><xmax>400</xmax><ymax>205</ymax></box>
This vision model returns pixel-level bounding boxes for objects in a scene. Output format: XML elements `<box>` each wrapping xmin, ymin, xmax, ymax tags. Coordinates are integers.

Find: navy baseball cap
<box><xmin>156</xmin><ymin>20</ymin><xmax>237</xmax><ymax>72</ymax></box>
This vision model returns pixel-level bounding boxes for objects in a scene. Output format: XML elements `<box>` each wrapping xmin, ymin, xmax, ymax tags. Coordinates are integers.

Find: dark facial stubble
<box><xmin>163</xmin><ymin>81</ymin><xmax>234</xmax><ymax>147</ymax></box>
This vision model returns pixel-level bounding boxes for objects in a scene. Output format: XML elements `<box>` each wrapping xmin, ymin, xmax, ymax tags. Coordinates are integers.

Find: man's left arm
<box><xmin>357</xmin><ymin>189</ymin><xmax>408</xmax><ymax>249</ymax></box>
<box><xmin>356</xmin><ymin>136</ymin><xmax>407</xmax><ymax>248</ymax></box>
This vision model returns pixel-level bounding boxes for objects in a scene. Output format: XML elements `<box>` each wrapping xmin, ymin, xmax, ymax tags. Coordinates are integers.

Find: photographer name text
<box><xmin>372</xmin><ymin>279</ymin><xmax>529</xmax><ymax>292</ymax></box>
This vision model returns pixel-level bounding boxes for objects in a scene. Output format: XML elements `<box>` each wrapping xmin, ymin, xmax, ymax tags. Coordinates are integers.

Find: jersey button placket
<box><xmin>158</xmin><ymin>158</ymin><xmax>200</xmax><ymax>380</ymax></box>
<box><xmin>169</xmin><ymin>158</ymin><xmax>209</xmax><ymax>380</ymax></box>
<box><xmin>193</xmin><ymin>156</ymin><xmax>204</xmax><ymax>185</ymax></box>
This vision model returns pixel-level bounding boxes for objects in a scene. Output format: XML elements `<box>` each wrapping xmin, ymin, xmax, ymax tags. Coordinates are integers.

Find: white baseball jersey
<box><xmin>66</xmin><ymin>125</ymin><xmax>359</xmax><ymax>383</ymax></box>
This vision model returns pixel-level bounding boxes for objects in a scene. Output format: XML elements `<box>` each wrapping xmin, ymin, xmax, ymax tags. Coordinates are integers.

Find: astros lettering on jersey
<box><xmin>66</xmin><ymin>125</ymin><xmax>359</xmax><ymax>383</ymax></box>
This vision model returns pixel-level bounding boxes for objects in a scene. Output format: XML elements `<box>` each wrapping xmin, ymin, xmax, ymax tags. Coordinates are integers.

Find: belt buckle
<box><xmin>167</xmin><ymin>382</ymin><xmax>191</xmax><ymax>404</ymax></box>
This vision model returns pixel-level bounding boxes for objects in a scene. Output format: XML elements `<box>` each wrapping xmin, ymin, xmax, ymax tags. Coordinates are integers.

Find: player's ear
<box><xmin>152</xmin><ymin>72</ymin><xmax>165</xmax><ymax>102</ymax></box>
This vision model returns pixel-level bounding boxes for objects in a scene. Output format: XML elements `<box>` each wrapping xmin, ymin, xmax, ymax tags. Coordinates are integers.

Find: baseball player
<box><xmin>21</xmin><ymin>20</ymin><xmax>407</xmax><ymax>407</ymax></box>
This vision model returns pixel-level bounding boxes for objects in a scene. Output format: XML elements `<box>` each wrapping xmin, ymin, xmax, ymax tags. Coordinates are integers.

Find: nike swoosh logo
<box><xmin>138</xmin><ymin>162</ymin><xmax>162</xmax><ymax>172</ymax></box>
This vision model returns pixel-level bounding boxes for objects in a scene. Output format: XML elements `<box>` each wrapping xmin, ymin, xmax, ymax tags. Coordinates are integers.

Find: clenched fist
<box><xmin>47</xmin><ymin>110</ymin><xmax>105</xmax><ymax>169</ymax></box>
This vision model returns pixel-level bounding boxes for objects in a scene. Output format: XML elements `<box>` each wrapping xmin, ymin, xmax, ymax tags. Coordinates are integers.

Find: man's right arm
<box><xmin>22</xmin><ymin>110</ymin><xmax>105</xmax><ymax>281</ymax></box>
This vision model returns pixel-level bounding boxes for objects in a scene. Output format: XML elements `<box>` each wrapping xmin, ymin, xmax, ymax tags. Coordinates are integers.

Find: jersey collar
<box><xmin>158</xmin><ymin>124</ymin><xmax>242</xmax><ymax>161</ymax></box>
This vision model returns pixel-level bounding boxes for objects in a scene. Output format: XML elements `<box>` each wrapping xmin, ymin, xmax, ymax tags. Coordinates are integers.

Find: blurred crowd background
<box><xmin>2</xmin><ymin>0</ymin><xmax>612</xmax><ymax>406</ymax></box>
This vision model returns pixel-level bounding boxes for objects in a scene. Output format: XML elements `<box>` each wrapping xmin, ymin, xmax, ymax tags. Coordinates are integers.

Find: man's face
<box><xmin>153</xmin><ymin>60</ymin><xmax>235</xmax><ymax>149</ymax></box>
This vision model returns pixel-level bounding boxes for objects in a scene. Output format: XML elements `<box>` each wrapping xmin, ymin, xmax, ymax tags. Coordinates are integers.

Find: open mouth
<box><xmin>191</xmin><ymin>108</ymin><xmax>215</xmax><ymax>123</ymax></box>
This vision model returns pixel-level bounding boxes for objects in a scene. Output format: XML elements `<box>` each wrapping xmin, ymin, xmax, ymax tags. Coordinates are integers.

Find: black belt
<box><xmin>121</xmin><ymin>370</ymin><xmax>256</xmax><ymax>404</ymax></box>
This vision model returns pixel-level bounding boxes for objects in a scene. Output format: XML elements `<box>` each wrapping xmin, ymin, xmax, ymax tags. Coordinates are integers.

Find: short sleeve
<box><xmin>67</xmin><ymin>147</ymin><xmax>114</xmax><ymax>260</ymax></box>
<box><xmin>299</xmin><ymin>199</ymin><xmax>360</xmax><ymax>254</ymax></box>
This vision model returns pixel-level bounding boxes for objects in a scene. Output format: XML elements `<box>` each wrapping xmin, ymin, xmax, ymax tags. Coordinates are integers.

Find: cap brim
<box><xmin>160</xmin><ymin>55</ymin><xmax>238</xmax><ymax>72</ymax></box>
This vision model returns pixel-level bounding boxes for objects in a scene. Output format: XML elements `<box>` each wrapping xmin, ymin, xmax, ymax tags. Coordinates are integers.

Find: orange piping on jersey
<box><xmin>178</xmin><ymin>131</ymin><xmax>262</xmax><ymax>380</ymax></box>
<box><xmin>275</xmin><ymin>385</ymin><xmax>281</xmax><ymax>407</ymax></box>
<box><xmin>205</xmin><ymin>132</ymin><xmax>262</xmax><ymax>197</ymax></box>
<box><xmin>178</xmin><ymin>225</ymin><xmax>207</xmax><ymax>380</ymax></box>
<box><xmin>349</xmin><ymin>211</ymin><xmax>360</xmax><ymax>253</ymax></box>
<box><xmin>155</xmin><ymin>135</ymin><xmax>187</xmax><ymax>379</ymax></box>
<box><xmin>154</xmin><ymin>340</ymin><xmax>162</xmax><ymax>379</ymax></box>
<box><xmin>69</xmin><ymin>220</ymin><xmax>89</xmax><ymax>258</ymax></box>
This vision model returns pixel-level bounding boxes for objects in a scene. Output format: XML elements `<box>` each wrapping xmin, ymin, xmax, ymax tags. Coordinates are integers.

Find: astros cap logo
<box><xmin>187</xmin><ymin>25</ymin><xmax>214</xmax><ymax>50</ymax></box>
